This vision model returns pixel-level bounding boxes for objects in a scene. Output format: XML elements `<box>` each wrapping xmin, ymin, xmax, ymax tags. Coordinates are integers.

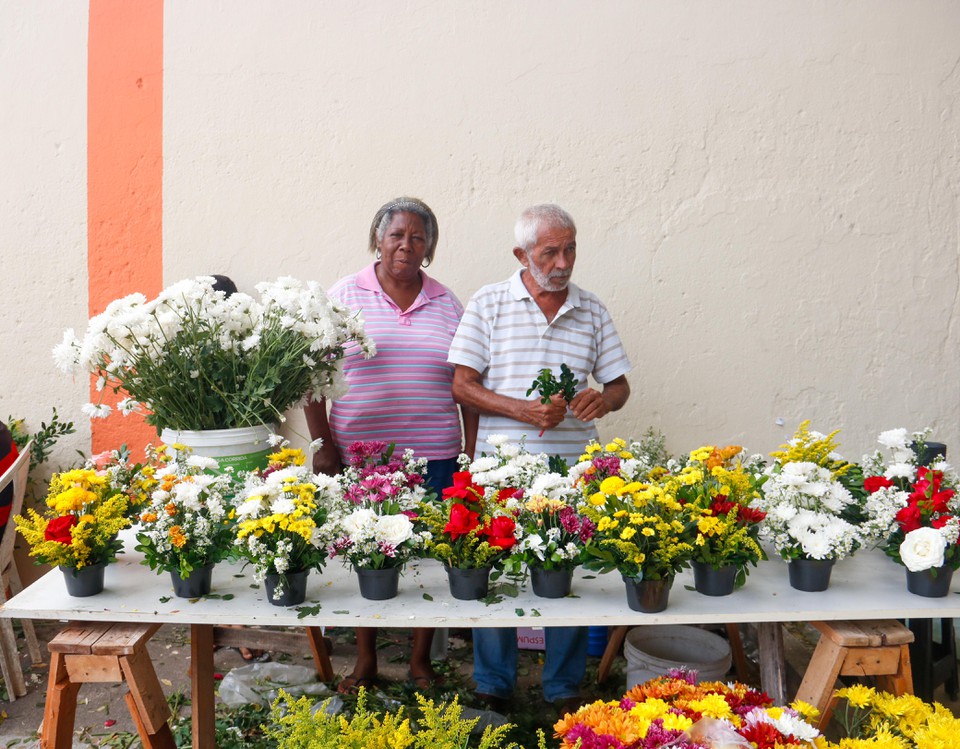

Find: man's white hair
<box><xmin>514</xmin><ymin>204</ymin><xmax>576</xmax><ymax>252</ymax></box>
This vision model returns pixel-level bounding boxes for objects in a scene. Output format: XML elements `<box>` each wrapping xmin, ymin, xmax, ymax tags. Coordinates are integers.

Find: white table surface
<box><xmin>4</xmin><ymin>542</ymin><xmax>960</xmax><ymax>627</ymax></box>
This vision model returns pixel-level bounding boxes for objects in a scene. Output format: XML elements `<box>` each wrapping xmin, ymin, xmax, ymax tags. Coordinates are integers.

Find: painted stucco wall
<box><xmin>1</xmin><ymin>2</ymin><xmax>91</xmax><ymax>465</ymax></box>
<box><xmin>2</xmin><ymin>1</ymin><xmax>958</xmax><ymax>468</ymax></box>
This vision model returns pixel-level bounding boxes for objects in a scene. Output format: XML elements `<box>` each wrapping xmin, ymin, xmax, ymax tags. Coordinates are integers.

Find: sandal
<box><xmin>236</xmin><ymin>647</ymin><xmax>271</xmax><ymax>663</ymax></box>
<box><xmin>407</xmin><ymin>670</ymin><xmax>444</xmax><ymax>690</ymax></box>
<box><xmin>337</xmin><ymin>673</ymin><xmax>378</xmax><ymax>695</ymax></box>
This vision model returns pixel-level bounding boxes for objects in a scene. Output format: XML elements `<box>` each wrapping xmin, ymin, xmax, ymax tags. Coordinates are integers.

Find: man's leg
<box><xmin>473</xmin><ymin>627</ymin><xmax>518</xmax><ymax>698</ymax></box>
<box><xmin>542</xmin><ymin>626</ymin><xmax>588</xmax><ymax>702</ymax></box>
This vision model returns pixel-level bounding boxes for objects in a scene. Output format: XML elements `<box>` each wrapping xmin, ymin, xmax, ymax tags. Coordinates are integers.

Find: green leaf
<box><xmin>515</xmin><ymin>608</ymin><xmax>525</xmax><ymax>616</ymax></box>
<box><xmin>295</xmin><ymin>604</ymin><xmax>322</xmax><ymax>619</ymax></box>
<box><xmin>422</xmin><ymin>593</ymin><xmax>433</xmax><ymax>601</ymax></box>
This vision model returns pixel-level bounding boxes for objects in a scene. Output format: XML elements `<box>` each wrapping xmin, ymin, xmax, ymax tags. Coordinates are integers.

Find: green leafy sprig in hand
<box><xmin>526</xmin><ymin>364</ymin><xmax>578</xmax><ymax>436</ymax></box>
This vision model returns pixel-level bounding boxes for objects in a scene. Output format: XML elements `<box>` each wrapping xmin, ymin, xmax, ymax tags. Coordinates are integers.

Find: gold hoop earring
<box><xmin>375</xmin><ymin>249</ymin><xmax>382</xmax><ymax>259</ymax></box>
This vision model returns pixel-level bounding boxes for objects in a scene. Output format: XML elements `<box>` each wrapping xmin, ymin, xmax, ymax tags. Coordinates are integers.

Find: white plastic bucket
<box><xmin>160</xmin><ymin>425</ymin><xmax>276</xmax><ymax>473</ymax></box>
<box><xmin>624</xmin><ymin>625</ymin><xmax>732</xmax><ymax>690</ymax></box>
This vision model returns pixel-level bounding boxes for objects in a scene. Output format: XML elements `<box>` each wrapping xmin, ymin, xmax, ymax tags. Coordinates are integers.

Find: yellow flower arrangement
<box><xmin>667</xmin><ymin>445</ymin><xmax>767</xmax><ymax>583</ymax></box>
<box><xmin>15</xmin><ymin>468</ymin><xmax>129</xmax><ymax>569</ymax></box>
<box><xmin>580</xmin><ymin>479</ymin><xmax>693</xmax><ymax>581</ymax></box>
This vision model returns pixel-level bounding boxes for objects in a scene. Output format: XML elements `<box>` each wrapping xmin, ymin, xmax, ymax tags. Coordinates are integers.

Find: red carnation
<box><xmin>496</xmin><ymin>487</ymin><xmax>522</xmax><ymax>505</ymax></box>
<box><xmin>45</xmin><ymin>515</ymin><xmax>78</xmax><ymax>545</ymax></box>
<box><xmin>443</xmin><ymin>503</ymin><xmax>480</xmax><ymax>540</ymax></box>
<box><xmin>864</xmin><ymin>475</ymin><xmax>894</xmax><ymax>494</ymax></box>
<box><xmin>483</xmin><ymin>515</ymin><xmax>517</xmax><ymax>550</ymax></box>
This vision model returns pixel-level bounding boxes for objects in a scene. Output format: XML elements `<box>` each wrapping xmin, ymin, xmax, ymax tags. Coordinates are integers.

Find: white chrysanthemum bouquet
<box><xmin>758</xmin><ymin>422</ymin><xmax>895</xmax><ymax>562</ymax></box>
<box><xmin>54</xmin><ymin>276</ymin><xmax>375</xmax><ymax>431</ymax></box>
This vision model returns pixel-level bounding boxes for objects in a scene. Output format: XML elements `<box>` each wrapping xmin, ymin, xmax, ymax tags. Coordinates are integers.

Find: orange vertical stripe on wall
<box><xmin>88</xmin><ymin>0</ymin><xmax>164</xmax><ymax>456</ymax></box>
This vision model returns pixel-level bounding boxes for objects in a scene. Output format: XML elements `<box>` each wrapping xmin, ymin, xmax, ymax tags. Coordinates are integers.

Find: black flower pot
<box><xmin>445</xmin><ymin>565</ymin><xmax>491</xmax><ymax>600</ymax></box>
<box><xmin>530</xmin><ymin>567</ymin><xmax>573</xmax><ymax>598</ymax></box>
<box><xmin>691</xmin><ymin>561</ymin><xmax>737</xmax><ymax>597</ymax></box>
<box><xmin>62</xmin><ymin>562</ymin><xmax>106</xmax><ymax>597</ymax></box>
<box><xmin>622</xmin><ymin>574</ymin><xmax>672</xmax><ymax>613</ymax></box>
<box><xmin>356</xmin><ymin>567</ymin><xmax>400</xmax><ymax>601</ymax></box>
<box><xmin>170</xmin><ymin>563</ymin><xmax>215</xmax><ymax>598</ymax></box>
<box><xmin>906</xmin><ymin>565</ymin><xmax>955</xmax><ymax>598</ymax></box>
<box><xmin>788</xmin><ymin>558</ymin><xmax>835</xmax><ymax>592</ymax></box>
<box><xmin>264</xmin><ymin>569</ymin><xmax>310</xmax><ymax>606</ymax></box>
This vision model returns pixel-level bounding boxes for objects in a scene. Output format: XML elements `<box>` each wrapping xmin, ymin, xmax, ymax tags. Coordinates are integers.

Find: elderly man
<box><xmin>447</xmin><ymin>203</ymin><xmax>631</xmax><ymax>714</ymax></box>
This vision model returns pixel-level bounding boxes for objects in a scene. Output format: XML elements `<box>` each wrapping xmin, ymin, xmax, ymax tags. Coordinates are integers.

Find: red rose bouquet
<box><xmin>419</xmin><ymin>471</ymin><xmax>517</xmax><ymax>569</ymax></box>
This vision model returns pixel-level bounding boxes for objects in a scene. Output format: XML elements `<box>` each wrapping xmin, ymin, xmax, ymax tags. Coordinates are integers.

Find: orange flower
<box><xmin>165</xmin><ymin>502</ymin><xmax>177</xmax><ymax>517</ymax></box>
<box><xmin>140</xmin><ymin>512</ymin><xmax>158</xmax><ymax>524</ymax></box>
<box><xmin>169</xmin><ymin>525</ymin><xmax>187</xmax><ymax>548</ymax></box>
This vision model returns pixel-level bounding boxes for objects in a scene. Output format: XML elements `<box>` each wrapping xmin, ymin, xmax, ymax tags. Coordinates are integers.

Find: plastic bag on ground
<box><xmin>218</xmin><ymin>662</ymin><xmax>340</xmax><ymax>712</ymax></box>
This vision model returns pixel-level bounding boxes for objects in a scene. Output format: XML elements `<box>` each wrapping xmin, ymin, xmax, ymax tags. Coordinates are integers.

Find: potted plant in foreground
<box><xmin>134</xmin><ymin>444</ymin><xmax>235</xmax><ymax>597</ymax></box>
<box><xmin>757</xmin><ymin>422</ymin><xmax>895</xmax><ymax>592</ymax></box>
<box><xmin>232</xmin><ymin>447</ymin><xmax>338</xmax><ymax>605</ymax></box>
<box><xmin>504</xmin><ymin>480</ymin><xmax>594</xmax><ymax>598</ymax></box>
<box><xmin>328</xmin><ymin>441</ymin><xmax>431</xmax><ymax>600</ymax></box>
<box><xmin>53</xmin><ymin>276</ymin><xmax>374</xmax><ymax>471</ymax></box>
<box><xmin>670</xmin><ymin>444</ymin><xmax>767</xmax><ymax>596</ymax></box>
<box><xmin>580</xmin><ymin>472</ymin><xmax>693</xmax><ymax>613</ymax></box>
<box><xmin>15</xmin><ymin>466</ymin><xmax>130</xmax><ymax>596</ymax></box>
<box><xmin>419</xmin><ymin>471</ymin><xmax>517</xmax><ymax>600</ymax></box>
<box><xmin>863</xmin><ymin>427</ymin><xmax>960</xmax><ymax>597</ymax></box>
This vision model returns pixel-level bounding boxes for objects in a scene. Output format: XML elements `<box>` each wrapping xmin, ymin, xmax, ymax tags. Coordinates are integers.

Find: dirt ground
<box><xmin>1</xmin><ymin>620</ymin><xmax>958</xmax><ymax>747</ymax></box>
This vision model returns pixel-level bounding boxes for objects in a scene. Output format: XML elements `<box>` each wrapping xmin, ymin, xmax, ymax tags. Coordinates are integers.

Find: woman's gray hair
<box><xmin>368</xmin><ymin>197</ymin><xmax>439</xmax><ymax>264</ymax></box>
<box><xmin>514</xmin><ymin>204</ymin><xmax>576</xmax><ymax>252</ymax></box>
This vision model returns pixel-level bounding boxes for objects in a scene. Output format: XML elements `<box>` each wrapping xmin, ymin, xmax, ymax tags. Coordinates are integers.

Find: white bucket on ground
<box><xmin>624</xmin><ymin>625</ymin><xmax>732</xmax><ymax>690</ymax></box>
<box><xmin>160</xmin><ymin>425</ymin><xmax>276</xmax><ymax>472</ymax></box>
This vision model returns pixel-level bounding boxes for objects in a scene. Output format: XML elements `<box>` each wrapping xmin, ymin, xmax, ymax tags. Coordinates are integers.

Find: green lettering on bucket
<box><xmin>214</xmin><ymin>448</ymin><xmax>272</xmax><ymax>473</ymax></box>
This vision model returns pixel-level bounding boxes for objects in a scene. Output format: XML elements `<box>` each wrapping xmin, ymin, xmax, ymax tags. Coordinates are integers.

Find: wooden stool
<box><xmin>42</xmin><ymin>622</ymin><xmax>174</xmax><ymax>749</ymax></box>
<box><xmin>795</xmin><ymin>620</ymin><xmax>914</xmax><ymax>730</ymax></box>
<box><xmin>597</xmin><ymin>623</ymin><xmax>750</xmax><ymax>684</ymax></box>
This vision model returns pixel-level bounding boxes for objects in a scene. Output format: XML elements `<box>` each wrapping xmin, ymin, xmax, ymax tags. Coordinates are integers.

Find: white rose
<box><xmin>374</xmin><ymin>514</ymin><xmax>413</xmax><ymax>546</ymax></box>
<box><xmin>900</xmin><ymin>527</ymin><xmax>947</xmax><ymax>572</ymax></box>
<box><xmin>343</xmin><ymin>508</ymin><xmax>377</xmax><ymax>537</ymax></box>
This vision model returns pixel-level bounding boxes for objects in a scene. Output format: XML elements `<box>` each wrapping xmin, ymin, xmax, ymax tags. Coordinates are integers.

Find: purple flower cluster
<box><xmin>342</xmin><ymin>441</ymin><xmax>425</xmax><ymax>505</ymax></box>
<box><xmin>592</xmin><ymin>455</ymin><xmax>622</xmax><ymax>477</ymax></box>
<box><xmin>559</xmin><ymin>505</ymin><xmax>596</xmax><ymax>542</ymax></box>
<box><xmin>346</xmin><ymin>441</ymin><xmax>390</xmax><ymax>467</ymax></box>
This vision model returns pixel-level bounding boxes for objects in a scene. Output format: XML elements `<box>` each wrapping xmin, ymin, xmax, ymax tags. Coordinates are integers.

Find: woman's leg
<box><xmin>408</xmin><ymin>627</ymin><xmax>440</xmax><ymax>685</ymax></box>
<box><xmin>338</xmin><ymin>627</ymin><xmax>379</xmax><ymax>693</ymax></box>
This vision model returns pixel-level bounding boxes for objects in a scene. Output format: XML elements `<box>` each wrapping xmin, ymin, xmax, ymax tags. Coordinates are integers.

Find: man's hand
<box><xmin>522</xmin><ymin>393</ymin><xmax>568</xmax><ymax>430</ymax></box>
<box><xmin>569</xmin><ymin>387</ymin><xmax>610</xmax><ymax>422</ymax></box>
<box><xmin>569</xmin><ymin>376</ymin><xmax>630</xmax><ymax>423</ymax></box>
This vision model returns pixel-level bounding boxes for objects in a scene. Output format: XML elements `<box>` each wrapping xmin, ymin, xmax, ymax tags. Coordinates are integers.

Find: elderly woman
<box><xmin>305</xmin><ymin>197</ymin><xmax>477</xmax><ymax>693</ymax></box>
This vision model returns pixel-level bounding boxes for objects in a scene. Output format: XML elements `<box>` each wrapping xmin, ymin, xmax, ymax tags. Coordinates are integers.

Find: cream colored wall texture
<box><xmin>2</xmin><ymin>1</ymin><xmax>958</xmax><ymax>467</ymax></box>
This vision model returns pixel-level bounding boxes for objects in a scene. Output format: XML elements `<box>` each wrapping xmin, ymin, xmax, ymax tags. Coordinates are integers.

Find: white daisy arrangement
<box><xmin>54</xmin><ymin>276</ymin><xmax>374</xmax><ymax>431</ymax></box>
<box><xmin>757</xmin><ymin>461</ymin><xmax>866</xmax><ymax>561</ymax></box>
<box><xmin>133</xmin><ymin>444</ymin><xmax>235</xmax><ymax>578</ymax></box>
<box><xmin>231</xmin><ymin>448</ymin><xmax>339</xmax><ymax>586</ymax></box>
<box><xmin>326</xmin><ymin>441</ymin><xmax>431</xmax><ymax>570</ymax></box>
<box><xmin>758</xmin><ymin>422</ymin><xmax>897</xmax><ymax>562</ymax></box>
